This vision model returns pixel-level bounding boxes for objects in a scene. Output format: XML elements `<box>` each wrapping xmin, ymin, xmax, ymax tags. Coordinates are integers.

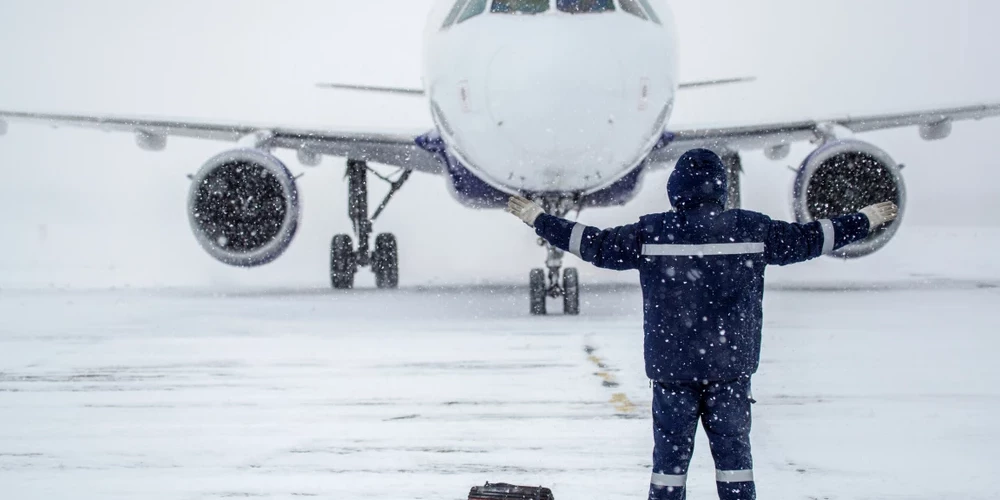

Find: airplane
<box><xmin>2</xmin><ymin>0</ymin><xmax>999</xmax><ymax>315</ymax></box>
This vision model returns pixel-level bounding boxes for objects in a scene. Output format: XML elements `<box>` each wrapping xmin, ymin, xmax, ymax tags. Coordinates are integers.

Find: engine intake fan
<box><xmin>187</xmin><ymin>148</ymin><xmax>300</xmax><ymax>267</ymax></box>
<box><xmin>793</xmin><ymin>139</ymin><xmax>906</xmax><ymax>258</ymax></box>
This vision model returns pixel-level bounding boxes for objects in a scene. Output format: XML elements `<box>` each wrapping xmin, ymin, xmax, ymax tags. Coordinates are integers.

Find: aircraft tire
<box><xmin>530</xmin><ymin>269</ymin><xmax>547</xmax><ymax>316</ymax></box>
<box><xmin>373</xmin><ymin>233</ymin><xmax>399</xmax><ymax>289</ymax></box>
<box><xmin>331</xmin><ymin>234</ymin><xmax>356</xmax><ymax>289</ymax></box>
<box><xmin>563</xmin><ymin>268</ymin><xmax>580</xmax><ymax>316</ymax></box>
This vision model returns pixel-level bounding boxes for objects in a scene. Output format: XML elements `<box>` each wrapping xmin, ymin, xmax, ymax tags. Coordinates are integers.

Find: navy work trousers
<box><xmin>648</xmin><ymin>378</ymin><xmax>756</xmax><ymax>500</ymax></box>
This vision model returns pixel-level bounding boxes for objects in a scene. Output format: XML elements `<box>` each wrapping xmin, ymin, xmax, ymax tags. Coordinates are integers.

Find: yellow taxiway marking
<box><xmin>585</xmin><ymin>345</ymin><xmax>638</xmax><ymax>414</ymax></box>
<box><xmin>610</xmin><ymin>393</ymin><xmax>638</xmax><ymax>414</ymax></box>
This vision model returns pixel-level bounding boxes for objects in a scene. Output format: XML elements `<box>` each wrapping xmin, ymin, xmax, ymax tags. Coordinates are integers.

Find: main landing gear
<box><xmin>330</xmin><ymin>159</ymin><xmax>411</xmax><ymax>290</ymax></box>
<box><xmin>528</xmin><ymin>198</ymin><xmax>580</xmax><ymax>316</ymax></box>
<box><xmin>721</xmin><ymin>150</ymin><xmax>743</xmax><ymax>210</ymax></box>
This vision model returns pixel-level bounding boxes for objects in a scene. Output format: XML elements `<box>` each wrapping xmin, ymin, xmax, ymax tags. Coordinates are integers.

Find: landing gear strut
<box><xmin>528</xmin><ymin>197</ymin><xmax>580</xmax><ymax>316</ymax></box>
<box><xmin>721</xmin><ymin>151</ymin><xmax>743</xmax><ymax>210</ymax></box>
<box><xmin>330</xmin><ymin>159</ymin><xmax>410</xmax><ymax>290</ymax></box>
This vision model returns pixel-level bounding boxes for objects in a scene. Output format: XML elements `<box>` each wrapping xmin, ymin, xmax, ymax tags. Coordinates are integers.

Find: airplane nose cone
<box><xmin>486</xmin><ymin>42</ymin><xmax>625</xmax><ymax>163</ymax></box>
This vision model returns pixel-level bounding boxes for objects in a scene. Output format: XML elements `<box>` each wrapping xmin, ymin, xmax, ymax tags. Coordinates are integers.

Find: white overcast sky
<box><xmin>1</xmin><ymin>0</ymin><xmax>998</xmax><ymax>288</ymax></box>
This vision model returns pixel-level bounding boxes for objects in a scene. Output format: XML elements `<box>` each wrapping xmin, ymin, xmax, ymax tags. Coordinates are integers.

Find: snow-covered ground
<box><xmin>1</xmin><ymin>283</ymin><xmax>998</xmax><ymax>500</ymax></box>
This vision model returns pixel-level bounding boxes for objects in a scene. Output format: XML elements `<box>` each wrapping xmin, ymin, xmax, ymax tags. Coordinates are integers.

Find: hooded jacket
<box><xmin>533</xmin><ymin>149</ymin><xmax>871</xmax><ymax>382</ymax></box>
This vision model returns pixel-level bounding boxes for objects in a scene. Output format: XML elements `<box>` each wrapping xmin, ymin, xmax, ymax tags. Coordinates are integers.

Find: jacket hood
<box><xmin>668</xmin><ymin>149</ymin><xmax>728</xmax><ymax>212</ymax></box>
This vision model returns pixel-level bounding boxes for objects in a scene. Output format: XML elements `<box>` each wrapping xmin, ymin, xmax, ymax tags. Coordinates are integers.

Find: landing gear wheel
<box><xmin>330</xmin><ymin>234</ymin><xmax>356</xmax><ymax>289</ymax></box>
<box><xmin>563</xmin><ymin>268</ymin><xmax>580</xmax><ymax>316</ymax></box>
<box><xmin>529</xmin><ymin>268</ymin><xmax>547</xmax><ymax>316</ymax></box>
<box><xmin>373</xmin><ymin>233</ymin><xmax>399</xmax><ymax>290</ymax></box>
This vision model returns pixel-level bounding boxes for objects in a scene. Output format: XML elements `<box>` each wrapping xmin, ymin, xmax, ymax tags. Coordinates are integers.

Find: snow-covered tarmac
<box><xmin>1</xmin><ymin>283</ymin><xmax>998</xmax><ymax>500</ymax></box>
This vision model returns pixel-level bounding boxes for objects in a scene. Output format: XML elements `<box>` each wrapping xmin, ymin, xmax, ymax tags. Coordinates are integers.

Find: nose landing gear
<box><xmin>528</xmin><ymin>242</ymin><xmax>581</xmax><ymax>316</ymax></box>
<box><xmin>528</xmin><ymin>198</ymin><xmax>580</xmax><ymax>316</ymax></box>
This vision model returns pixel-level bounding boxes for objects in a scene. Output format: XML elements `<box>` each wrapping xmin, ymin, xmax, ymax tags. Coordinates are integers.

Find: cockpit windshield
<box><xmin>491</xmin><ymin>0</ymin><xmax>550</xmax><ymax>15</ymax></box>
<box><xmin>618</xmin><ymin>0</ymin><xmax>648</xmax><ymax>20</ymax></box>
<box><xmin>636</xmin><ymin>0</ymin><xmax>661</xmax><ymax>24</ymax></box>
<box><xmin>442</xmin><ymin>0</ymin><xmax>469</xmax><ymax>29</ymax></box>
<box><xmin>458</xmin><ymin>0</ymin><xmax>489</xmax><ymax>23</ymax></box>
<box><xmin>557</xmin><ymin>0</ymin><xmax>615</xmax><ymax>13</ymax></box>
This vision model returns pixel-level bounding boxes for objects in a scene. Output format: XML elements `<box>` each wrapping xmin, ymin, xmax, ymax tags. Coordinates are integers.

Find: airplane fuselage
<box><xmin>422</xmin><ymin>0</ymin><xmax>677</xmax><ymax>196</ymax></box>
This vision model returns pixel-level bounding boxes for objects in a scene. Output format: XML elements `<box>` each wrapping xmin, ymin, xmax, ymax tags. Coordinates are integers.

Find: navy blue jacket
<box><xmin>535</xmin><ymin>149</ymin><xmax>871</xmax><ymax>382</ymax></box>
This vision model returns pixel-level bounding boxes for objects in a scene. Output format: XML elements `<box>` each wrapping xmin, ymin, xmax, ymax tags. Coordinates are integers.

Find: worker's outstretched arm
<box><xmin>764</xmin><ymin>202</ymin><xmax>898</xmax><ymax>266</ymax></box>
<box><xmin>506</xmin><ymin>196</ymin><xmax>642</xmax><ymax>271</ymax></box>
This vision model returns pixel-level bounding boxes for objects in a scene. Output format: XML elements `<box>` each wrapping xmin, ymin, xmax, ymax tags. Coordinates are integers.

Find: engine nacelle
<box><xmin>793</xmin><ymin>140</ymin><xmax>906</xmax><ymax>259</ymax></box>
<box><xmin>187</xmin><ymin>149</ymin><xmax>300</xmax><ymax>267</ymax></box>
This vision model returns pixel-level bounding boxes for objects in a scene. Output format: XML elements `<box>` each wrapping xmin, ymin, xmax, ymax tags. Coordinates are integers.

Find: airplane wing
<box><xmin>648</xmin><ymin>102</ymin><xmax>1000</xmax><ymax>163</ymax></box>
<box><xmin>0</xmin><ymin>110</ymin><xmax>444</xmax><ymax>174</ymax></box>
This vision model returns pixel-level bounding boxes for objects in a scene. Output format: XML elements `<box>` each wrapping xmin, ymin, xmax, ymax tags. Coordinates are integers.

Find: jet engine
<box><xmin>187</xmin><ymin>149</ymin><xmax>300</xmax><ymax>267</ymax></box>
<box><xmin>792</xmin><ymin>139</ymin><xmax>906</xmax><ymax>258</ymax></box>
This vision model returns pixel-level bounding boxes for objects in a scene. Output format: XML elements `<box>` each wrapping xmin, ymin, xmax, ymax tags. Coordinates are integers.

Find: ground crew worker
<box><xmin>505</xmin><ymin>148</ymin><xmax>898</xmax><ymax>500</ymax></box>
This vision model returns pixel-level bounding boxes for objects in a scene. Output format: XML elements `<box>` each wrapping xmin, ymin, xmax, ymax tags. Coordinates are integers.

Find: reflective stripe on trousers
<box><xmin>651</xmin><ymin>471</ymin><xmax>687</xmax><ymax>488</ymax></box>
<box><xmin>716</xmin><ymin>469</ymin><xmax>754</xmax><ymax>483</ymax></box>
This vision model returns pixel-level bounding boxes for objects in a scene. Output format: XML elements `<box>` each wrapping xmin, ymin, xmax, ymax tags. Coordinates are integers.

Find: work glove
<box><xmin>506</xmin><ymin>196</ymin><xmax>546</xmax><ymax>227</ymax></box>
<box><xmin>860</xmin><ymin>202</ymin><xmax>899</xmax><ymax>232</ymax></box>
